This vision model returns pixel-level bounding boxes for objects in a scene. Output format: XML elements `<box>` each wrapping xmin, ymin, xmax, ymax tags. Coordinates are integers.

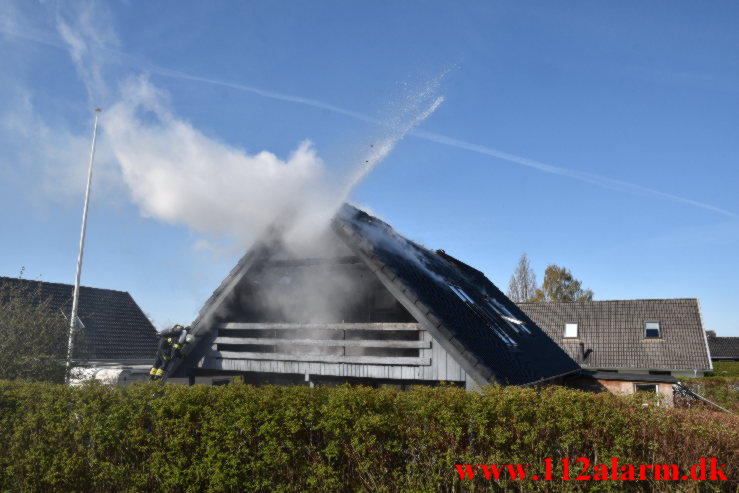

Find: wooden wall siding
<box><xmin>217</xmin><ymin>322</ymin><xmax>421</xmax><ymax>331</ymax></box>
<box><xmin>200</xmin><ymin>322</ymin><xmax>470</xmax><ymax>383</ymax></box>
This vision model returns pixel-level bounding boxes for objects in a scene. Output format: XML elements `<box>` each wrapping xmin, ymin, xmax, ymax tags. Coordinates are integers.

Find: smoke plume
<box><xmin>104</xmin><ymin>76</ymin><xmax>443</xmax><ymax>249</ymax></box>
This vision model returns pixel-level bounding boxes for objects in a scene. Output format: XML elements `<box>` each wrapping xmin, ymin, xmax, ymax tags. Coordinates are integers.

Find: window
<box><xmin>486</xmin><ymin>297</ymin><xmax>532</xmax><ymax>335</ymax></box>
<box><xmin>635</xmin><ymin>384</ymin><xmax>658</xmax><ymax>394</ymax></box>
<box><xmin>448</xmin><ymin>284</ymin><xmax>517</xmax><ymax>347</ymax></box>
<box><xmin>491</xmin><ymin>325</ymin><xmax>517</xmax><ymax>347</ymax></box>
<box><xmin>448</xmin><ymin>284</ymin><xmax>474</xmax><ymax>304</ymax></box>
<box><xmin>564</xmin><ymin>323</ymin><xmax>578</xmax><ymax>338</ymax></box>
<box><xmin>645</xmin><ymin>322</ymin><xmax>661</xmax><ymax>338</ymax></box>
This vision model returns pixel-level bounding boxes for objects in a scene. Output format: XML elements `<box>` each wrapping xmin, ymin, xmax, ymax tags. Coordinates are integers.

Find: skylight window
<box><xmin>645</xmin><ymin>322</ymin><xmax>661</xmax><ymax>339</ymax></box>
<box><xmin>564</xmin><ymin>323</ymin><xmax>578</xmax><ymax>338</ymax></box>
<box><xmin>448</xmin><ymin>284</ymin><xmax>517</xmax><ymax>347</ymax></box>
<box><xmin>448</xmin><ymin>284</ymin><xmax>474</xmax><ymax>304</ymax></box>
<box><xmin>486</xmin><ymin>297</ymin><xmax>532</xmax><ymax>335</ymax></box>
<box><xmin>491</xmin><ymin>326</ymin><xmax>517</xmax><ymax>346</ymax></box>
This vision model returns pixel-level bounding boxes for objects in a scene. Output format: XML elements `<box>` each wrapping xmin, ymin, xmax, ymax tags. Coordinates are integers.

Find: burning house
<box><xmin>168</xmin><ymin>204</ymin><xmax>580</xmax><ymax>388</ymax></box>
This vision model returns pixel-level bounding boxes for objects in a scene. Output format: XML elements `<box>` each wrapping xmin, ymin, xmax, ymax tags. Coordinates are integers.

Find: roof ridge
<box><xmin>0</xmin><ymin>276</ymin><xmax>130</xmax><ymax>295</ymax></box>
<box><xmin>518</xmin><ymin>298</ymin><xmax>698</xmax><ymax>304</ymax></box>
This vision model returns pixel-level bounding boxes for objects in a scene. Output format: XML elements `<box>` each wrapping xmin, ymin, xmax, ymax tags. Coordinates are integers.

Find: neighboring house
<box><xmin>170</xmin><ymin>204</ymin><xmax>580</xmax><ymax>389</ymax></box>
<box><xmin>707</xmin><ymin>336</ymin><xmax>739</xmax><ymax>361</ymax></box>
<box><xmin>518</xmin><ymin>299</ymin><xmax>713</xmax><ymax>378</ymax></box>
<box><xmin>0</xmin><ymin>276</ymin><xmax>158</xmax><ymax>383</ymax></box>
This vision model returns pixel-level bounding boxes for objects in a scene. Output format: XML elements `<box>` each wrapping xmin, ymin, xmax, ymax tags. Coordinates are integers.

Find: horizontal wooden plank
<box><xmin>217</xmin><ymin>322</ymin><xmax>421</xmax><ymax>331</ymax></box>
<box><xmin>214</xmin><ymin>337</ymin><xmax>430</xmax><ymax>349</ymax></box>
<box><xmin>209</xmin><ymin>351</ymin><xmax>431</xmax><ymax>366</ymax></box>
<box><xmin>262</xmin><ymin>256</ymin><xmax>362</xmax><ymax>267</ymax></box>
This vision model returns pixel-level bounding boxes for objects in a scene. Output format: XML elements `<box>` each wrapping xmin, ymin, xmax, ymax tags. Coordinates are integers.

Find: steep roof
<box><xmin>0</xmin><ymin>276</ymin><xmax>158</xmax><ymax>361</ymax></box>
<box><xmin>518</xmin><ymin>299</ymin><xmax>712</xmax><ymax>372</ymax></box>
<box><xmin>181</xmin><ymin>204</ymin><xmax>580</xmax><ymax>386</ymax></box>
<box><xmin>708</xmin><ymin>337</ymin><xmax>739</xmax><ymax>360</ymax></box>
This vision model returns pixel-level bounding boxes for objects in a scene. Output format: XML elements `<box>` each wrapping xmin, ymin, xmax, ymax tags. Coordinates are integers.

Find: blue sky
<box><xmin>1</xmin><ymin>1</ymin><xmax>737</xmax><ymax>335</ymax></box>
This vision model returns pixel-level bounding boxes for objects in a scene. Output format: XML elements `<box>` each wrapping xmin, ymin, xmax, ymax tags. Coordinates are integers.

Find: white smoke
<box><xmin>104</xmin><ymin>76</ymin><xmax>444</xmax><ymax>249</ymax></box>
<box><xmin>103</xmin><ymin>77</ymin><xmax>331</xmax><ymax>247</ymax></box>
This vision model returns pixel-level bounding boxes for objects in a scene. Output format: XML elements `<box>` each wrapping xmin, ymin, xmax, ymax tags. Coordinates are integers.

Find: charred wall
<box><xmin>220</xmin><ymin>256</ymin><xmax>415</xmax><ymax>324</ymax></box>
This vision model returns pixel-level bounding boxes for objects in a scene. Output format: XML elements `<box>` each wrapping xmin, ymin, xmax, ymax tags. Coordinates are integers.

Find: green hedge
<box><xmin>0</xmin><ymin>381</ymin><xmax>736</xmax><ymax>492</ymax></box>
<box><xmin>707</xmin><ymin>362</ymin><xmax>739</xmax><ymax>378</ymax></box>
<box><xmin>681</xmin><ymin>377</ymin><xmax>739</xmax><ymax>413</ymax></box>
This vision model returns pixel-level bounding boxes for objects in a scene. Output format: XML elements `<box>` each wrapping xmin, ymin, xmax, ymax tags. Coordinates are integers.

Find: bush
<box><xmin>679</xmin><ymin>377</ymin><xmax>739</xmax><ymax>414</ymax></box>
<box><xmin>0</xmin><ymin>380</ymin><xmax>736</xmax><ymax>492</ymax></box>
<box><xmin>707</xmin><ymin>362</ymin><xmax>739</xmax><ymax>378</ymax></box>
<box><xmin>0</xmin><ymin>280</ymin><xmax>71</xmax><ymax>383</ymax></box>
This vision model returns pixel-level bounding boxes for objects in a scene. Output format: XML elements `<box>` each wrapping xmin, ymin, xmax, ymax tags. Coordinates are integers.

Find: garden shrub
<box><xmin>0</xmin><ymin>380</ymin><xmax>736</xmax><ymax>492</ymax></box>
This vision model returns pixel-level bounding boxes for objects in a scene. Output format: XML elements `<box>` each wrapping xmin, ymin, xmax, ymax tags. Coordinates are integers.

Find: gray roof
<box><xmin>0</xmin><ymin>276</ymin><xmax>158</xmax><ymax>361</ymax></box>
<box><xmin>517</xmin><ymin>299</ymin><xmax>712</xmax><ymax>372</ymax></box>
<box><xmin>707</xmin><ymin>337</ymin><xmax>739</xmax><ymax>360</ymax></box>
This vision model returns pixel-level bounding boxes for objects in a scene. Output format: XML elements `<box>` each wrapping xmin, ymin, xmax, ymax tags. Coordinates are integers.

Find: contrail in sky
<box><xmin>147</xmin><ymin>66</ymin><xmax>734</xmax><ymax>218</ymax></box>
<box><xmin>148</xmin><ymin>66</ymin><xmax>377</xmax><ymax>125</ymax></box>
<box><xmin>1</xmin><ymin>19</ymin><xmax>733</xmax><ymax>218</ymax></box>
<box><xmin>411</xmin><ymin>130</ymin><xmax>736</xmax><ymax>217</ymax></box>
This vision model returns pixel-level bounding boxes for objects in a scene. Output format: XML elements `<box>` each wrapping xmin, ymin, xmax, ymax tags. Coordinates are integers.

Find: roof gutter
<box><xmin>517</xmin><ymin>368</ymin><xmax>581</xmax><ymax>388</ymax></box>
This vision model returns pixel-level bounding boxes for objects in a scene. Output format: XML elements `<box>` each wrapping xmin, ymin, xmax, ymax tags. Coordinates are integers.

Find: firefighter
<box><xmin>149</xmin><ymin>324</ymin><xmax>191</xmax><ymax>381</ymax></box>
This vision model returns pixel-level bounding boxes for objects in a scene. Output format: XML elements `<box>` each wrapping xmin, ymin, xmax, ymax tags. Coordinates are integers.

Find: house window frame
<box><xmin>448</xmin><ymin>284</ymin><xmax>474</xmax><ymax>304</ymax></box>
<box><xmin>447</xmin><ymin>283</ymin><xmax>518</xmax><ymax>347</ymax></box>
<box><xmin>564</xmin><ymin>322</ymin><xmax>578</xmax><ymax>339</ymax></box>
<box><xmin>634</xmin><ymin>383</ymin><xmax>658</xmax><ymax>394</ymax></box>
<box><xmin>644</xmin><ymin>321</ymin><xmax>661</xmax><ymax>339</ymax></box>
<box><xmin>486</xmin><ymin>297</ymin><xmax>532</xmax><ymax>335</ymax></box>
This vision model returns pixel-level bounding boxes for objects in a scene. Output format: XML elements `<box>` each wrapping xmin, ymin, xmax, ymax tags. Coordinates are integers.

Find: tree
<box><xmin>0</xmin><ymin>279</ymin><xmax>74</xmax><ymax>383</ymax></box>
<box><xmin>530</xmin><ymin>264</ymin><xmax>593</xmax><ymax>302</ymax></box>
<box><xmin>507</xmin><ymin>253</ymin><xmax>538</xmax><ymax>302</ymax></box>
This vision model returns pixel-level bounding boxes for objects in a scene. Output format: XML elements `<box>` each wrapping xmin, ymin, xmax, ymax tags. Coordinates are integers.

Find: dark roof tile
<box><xmin>0</xmin><ymin>276</ymin><xmax>158</xmax><ymax>361</ymax></box>
<box><xmin>708</xmin><ymin>337</ymin><xmax>739</xmax><ymax>360</ymax></box>
<box><xmin>334</xmin><ymin>205</ymin><xmax>580</xmax><ymax>385</ymax></box>
<box><xmin>518</xmin><ymin>299</ymin><xmax>711</xmax><ymax>371</ymax></box>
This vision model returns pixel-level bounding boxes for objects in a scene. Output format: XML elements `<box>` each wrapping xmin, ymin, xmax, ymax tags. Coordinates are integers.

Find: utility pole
<box><xmin>66</xmin><ymin>108</ymin><xmax>101</xmax><ymax>383</ymax></box>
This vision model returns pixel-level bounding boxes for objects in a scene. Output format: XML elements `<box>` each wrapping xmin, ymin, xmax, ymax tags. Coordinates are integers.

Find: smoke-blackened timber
<box><xmin>171</xmin><ymin>204</ymin><xmax>580</xmax><ymax>388</ymax></box>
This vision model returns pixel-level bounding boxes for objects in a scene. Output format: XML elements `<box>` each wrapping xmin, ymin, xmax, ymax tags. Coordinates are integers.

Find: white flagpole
<box><xmin>66</xmin><ymin>108</ymin><xmax>101</xmax><ymax>383</ymax></box>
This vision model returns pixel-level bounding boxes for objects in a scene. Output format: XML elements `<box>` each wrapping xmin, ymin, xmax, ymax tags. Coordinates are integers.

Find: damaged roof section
<box><xmin>179</xmin><ymin>204</ymin><xmax>580</xmax><ymax>386</ymax></box>
<box><xmin>331</xmin><ymin>205</ymin><xmax>580</xmax><ymax>385</ymax></box>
